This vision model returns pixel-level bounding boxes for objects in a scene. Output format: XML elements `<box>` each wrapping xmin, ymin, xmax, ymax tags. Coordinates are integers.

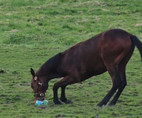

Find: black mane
<box><xmin>36</xmin><ymin>53</ymin><xmax>64</xmax><ymax>78</ymax></box>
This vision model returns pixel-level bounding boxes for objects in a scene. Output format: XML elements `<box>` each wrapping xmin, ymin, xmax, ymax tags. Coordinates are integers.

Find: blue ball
<box><xmin>35</xmin><ymin>100</ymin><xmax>48</xmax><ymax>106</ymax></box>
<box><xmin>35</xmin><ymin>100</ymin><xmax>43</xmax><ymax>106</ymax></box>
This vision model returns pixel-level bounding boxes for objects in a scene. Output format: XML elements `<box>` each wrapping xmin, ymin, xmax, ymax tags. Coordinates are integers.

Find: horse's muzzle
<box><xmin>34</xmin><ymin>93</ymin><xmax>45</xmax><ymax>100</ymax></box>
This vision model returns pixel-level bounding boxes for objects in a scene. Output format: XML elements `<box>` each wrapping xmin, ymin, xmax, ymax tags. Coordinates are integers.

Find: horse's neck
<box><xmin>36</xmin><ymin>53</ymin><xmax>65</xmax><ymax>79</ymax></box>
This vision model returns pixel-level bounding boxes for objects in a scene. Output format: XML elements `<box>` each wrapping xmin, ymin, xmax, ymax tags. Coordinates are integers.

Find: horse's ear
<box><xmin>30</xmin><ymin>68</ymin><xmax>35</xmax><ymax>77</ymax></box>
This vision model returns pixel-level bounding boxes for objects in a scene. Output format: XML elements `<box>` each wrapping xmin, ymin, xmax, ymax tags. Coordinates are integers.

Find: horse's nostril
<box><xmin>40</xmin><ymin>93</ymin><xmax>44</xmax><ymax>97</ymax></box>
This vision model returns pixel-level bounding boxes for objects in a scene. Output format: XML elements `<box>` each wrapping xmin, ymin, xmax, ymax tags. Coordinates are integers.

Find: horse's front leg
<box><xmin>60</xmin><ymin>86</ymin><xmax>73</xmax><ymax>104</ymax></box>
<box><xmin>53</xmin><ymin>84</ymin><xmax>63</xmax><ymax>104</ymax></box>
<box><xmin>53</xmin><ymin>76</ymin><xmax>74</xmax><ymax>104</ymax></box>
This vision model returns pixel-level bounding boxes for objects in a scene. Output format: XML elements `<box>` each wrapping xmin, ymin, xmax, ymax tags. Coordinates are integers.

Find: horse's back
<box><xmin>61</xmin><ymin>29</ymin><xmax>133</xmax><ymax>80</ymax></box>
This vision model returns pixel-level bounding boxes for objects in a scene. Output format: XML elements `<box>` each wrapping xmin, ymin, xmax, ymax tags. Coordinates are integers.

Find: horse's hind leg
<box><xmin>97</xmin><ymin>66</ymin><xmax>122</xmax><ymax>107</ymax></box>
<box><xmin>109</xmin><ymin>71</ymin><xmax>126</xmax><ymax>106</ymax></box>
<box><xmin>109</xmin><ymin>42</ymin><xmax>134</xmax><ymax>106</ymax></box>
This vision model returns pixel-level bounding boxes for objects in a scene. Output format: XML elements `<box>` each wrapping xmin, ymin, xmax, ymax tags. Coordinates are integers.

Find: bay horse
<box><xmin>31</xmin><ymin>29</ymin><xmax>142</xmax><ymax>107</ymax></box>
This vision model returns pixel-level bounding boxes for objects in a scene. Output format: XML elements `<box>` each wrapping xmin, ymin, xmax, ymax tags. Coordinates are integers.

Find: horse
<box><xmin>30</xmin><ymin>29</ymin><xmax>142</xmax><ymax>107</ymax></box>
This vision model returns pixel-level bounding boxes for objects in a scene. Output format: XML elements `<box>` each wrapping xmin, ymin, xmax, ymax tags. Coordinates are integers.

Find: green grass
<box><xmin>0</xmin><ymin>0</ymin><xmax>142</xmax><ymax>117</ymax></box>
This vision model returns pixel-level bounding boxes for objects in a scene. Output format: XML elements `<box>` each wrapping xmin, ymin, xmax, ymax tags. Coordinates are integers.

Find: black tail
<box><xmin>130</xmin><ymin>35</ymin><xmax>142</xmax><ymax>60</ymax></box>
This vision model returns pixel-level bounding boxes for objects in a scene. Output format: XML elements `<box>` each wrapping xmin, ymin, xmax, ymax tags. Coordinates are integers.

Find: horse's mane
<box><xmin>36</xmin><ymin>53</ymin><xmax>62</xmax><ymax>77</ymax></box>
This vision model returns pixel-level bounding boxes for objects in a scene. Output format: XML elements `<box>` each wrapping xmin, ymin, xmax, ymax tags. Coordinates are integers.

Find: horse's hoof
<box><xmin>60</xmin><ymin>98</ymin><xmax>73</xmax><ymax>104</ymax></box>
<box><xmin>108</xmin><ymin>102</ymin><xmax>115</xmax><ymax>106</ymax></box>
<box><xmin>96</xmin><ymin>105</ymin><xmax>102</xmax><ymax>107</ymax></box>
<box><xmin>96</xmin><ymin>103</ymin><xmax>103</xmax><ymax>107</ymax></box>
<box><xmin>54</xmin><ymin>100</ymin><xmax>64</xmax><ymax>105</ymax></box>
<box><xmin>64</xmin><ymin>99</ymin><xmax>73</xmax><ymax>104</ymax></box>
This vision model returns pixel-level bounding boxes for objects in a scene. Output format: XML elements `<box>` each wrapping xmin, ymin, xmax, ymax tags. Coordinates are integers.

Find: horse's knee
<box><xmin>113</xmin><ymin>79</ymin><xmax>122</xmax><ymax>89</ymax></box>
<box><xmin>53</xmin><ymin>83</ymin><xmax>59</xmax><ymax>92</ymax></box>
<box><xmin>119</xmin><ymin>81</ymin><xmax>127</xmax><ymax>90</ymax></box>
<box><xmin>122</xmin><ymin>81</ymin><xmax>127</xmax><ymax>86</ymax></box>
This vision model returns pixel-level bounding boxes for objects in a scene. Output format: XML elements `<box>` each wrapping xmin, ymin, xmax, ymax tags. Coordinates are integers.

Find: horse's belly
<box><xmin>81</xmin><ymin>66</ymin><xmax>107</xmax><ymax>80</ymax></box>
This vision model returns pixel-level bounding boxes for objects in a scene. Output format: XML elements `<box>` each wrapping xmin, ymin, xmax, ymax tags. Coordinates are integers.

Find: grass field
<box><xmin>0</xmin><ymin>0</ymin><xmax>142</xmax><ymax>117</ymax></box>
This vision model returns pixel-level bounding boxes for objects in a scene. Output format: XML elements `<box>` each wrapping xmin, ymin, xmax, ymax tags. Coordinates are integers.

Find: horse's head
<box><xmin>30</xmin><ymin>68</ymin><xmax>48</xmax><ymax>101</ymax></box>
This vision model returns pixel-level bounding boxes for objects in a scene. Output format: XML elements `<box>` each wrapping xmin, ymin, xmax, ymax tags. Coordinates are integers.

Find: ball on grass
<box><xmin>35</xmin><ymin>100</ymin><xmax>48</xmax><ymax>106</ymax></box>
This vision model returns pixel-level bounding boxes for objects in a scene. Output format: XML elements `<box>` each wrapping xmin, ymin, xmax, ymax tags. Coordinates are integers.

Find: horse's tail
<box><xmin>130</xmin><ymin>35</ymin><xmax>142</xmax><ymax>60</ymax></box>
